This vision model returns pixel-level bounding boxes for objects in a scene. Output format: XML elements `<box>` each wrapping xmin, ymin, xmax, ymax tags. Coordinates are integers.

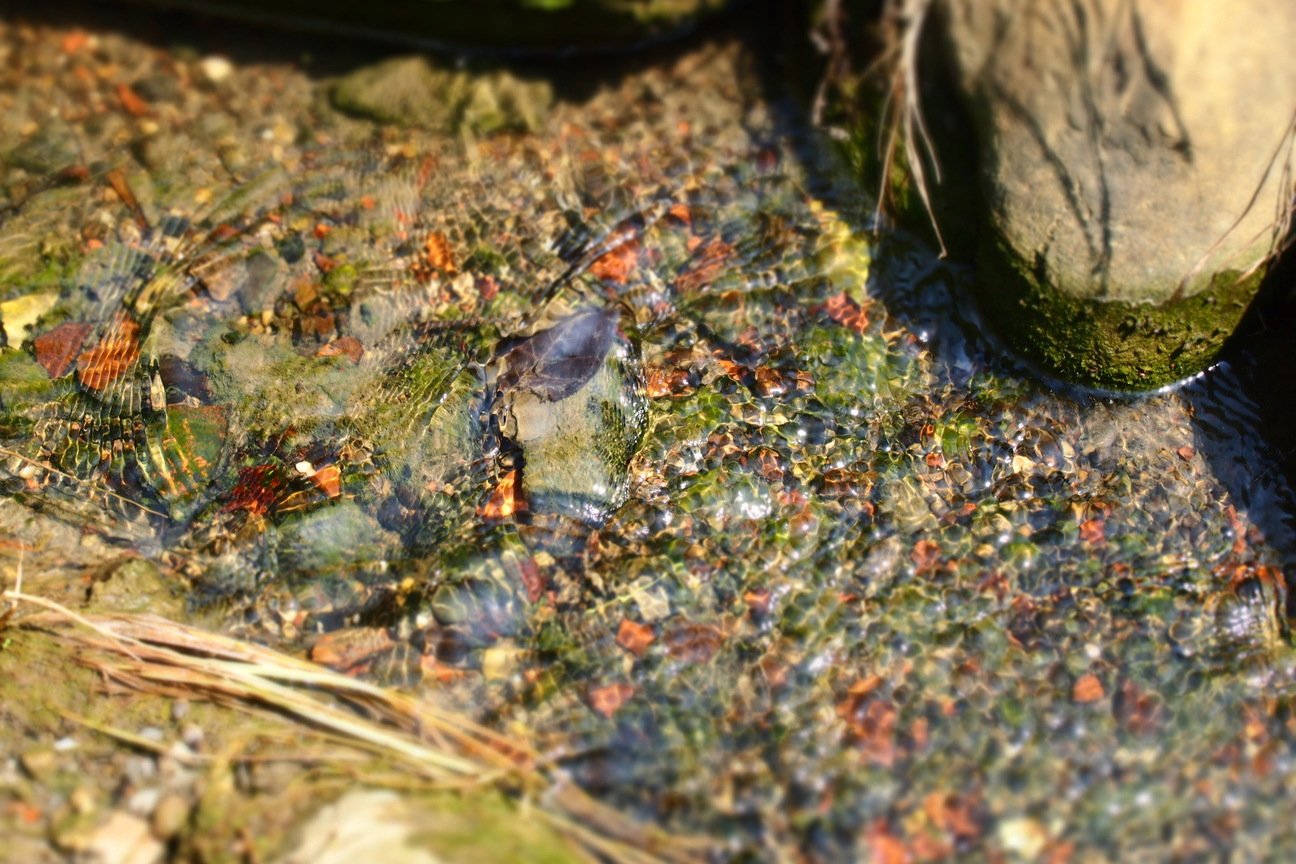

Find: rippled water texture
<box><xmin>2</xmin><ymin>5</ymin><xmax>1296</xmax><ymax>860</ymax></box>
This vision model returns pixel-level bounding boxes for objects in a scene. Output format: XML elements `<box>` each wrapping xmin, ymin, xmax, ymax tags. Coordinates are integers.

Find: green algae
<box><xmin>977</xmin><ymin>231</ymin><xmax>1262</xmax><ymax>391</ymax></box>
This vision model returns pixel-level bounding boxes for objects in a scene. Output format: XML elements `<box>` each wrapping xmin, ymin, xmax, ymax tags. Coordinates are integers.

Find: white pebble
<box><xmin>199</xmin><ymin>56</ymin><xmax>233</xmax><ymax>83</ymax></box>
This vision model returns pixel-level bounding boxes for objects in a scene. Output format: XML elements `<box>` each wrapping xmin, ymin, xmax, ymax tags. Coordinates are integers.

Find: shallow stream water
<box><xmin>2</xmin><ymin>3</ymin><xmax>1296</xmax><ymax>861</ymax></box>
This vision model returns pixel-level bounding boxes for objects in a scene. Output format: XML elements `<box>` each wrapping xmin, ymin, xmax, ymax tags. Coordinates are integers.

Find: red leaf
<box><xmin>517</xmin><ymin>557</ymin><xmax>545</xmax><ymax>604</ymax></box>
<box><xmin>224</xmin><ymin>464</ymin><xmax>288</xmax><ymax>516</ymax></box>
<box><xmin>33</xmin><ymin>322</ymin><xmax>92</xmax><ymax>378</ymax></box>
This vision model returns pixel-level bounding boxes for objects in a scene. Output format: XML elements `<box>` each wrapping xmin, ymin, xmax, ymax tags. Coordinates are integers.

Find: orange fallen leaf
<box><xmin>419</xmin><ymin>655</ymin><xmax>469</xmax><ymax>685</ymax></box>
<box><xmin>4</xmin><ymin>801</ymin><xmax>43</xmax><ymax>825</ymax></box>
<box><xmin>911</xmin><ymin>540</ymin><xmax>943</xmax><ymax>574</ymax></box>
<box><xmin>867</xmin><ymin>820</ymin><xmax>911</xmax><ymax>864</ymax></box>
<box><xmin>310</xmin><ymin>628</ymin><xmax>395</xmax><ymax>672</ymax></box>
<box><xmin>744</xmin><ymin>587</ymin><xmax>773</xmax><ymax>615</ymax></box>
<box><xmin>674</xmin><ymin>238</ymin><xmax>734</xmax><ymax>294</ymax></box>
<box><xmin>223</xmin><ymin>464</ymin><xmax>287</xmax><ymax>516</ymax></box>
<box><xmin>821</xmin><ymin>291</ymin><xmax>870</xmax><ymax>335</ymax></box>
<box><xmin>588</xmin><ymin>683</ymin><xmax>635</xmax><ymax>719</ymax></box>
<box><xmin>923</xmin><ymin>792</ymin><xmax>981</xmax><ymax>840</ymax></box>
<box><xmin>116</xmin><ymin>82</ymin><xmax>149</xmax><ymax>117</ymax></box>
<box><xmin>615</xmin><ymin>619</ymin><xmax>655</xmax><ymax>658</ymax></box>
<box><xmin>423</xmin><ymin>231</ymin><xmax>457</xmax><ymax>275</ymax></box>
<box><xmin>416</xmin><ymin>154</ymin><xmax>438</xmax><ymax>190</ymax></box>
<box><xmin>308</xmin><ymin>464</ymin><xmax>341</xmax><ymax>498</ymax></box>
<box><xmin>753</xmin><ymin>366</ymin><xmax>795</xmax><ymax>398</ymax></box>
<box><xmin>510</xmin><ymin>555</ymin><xmax>545</xmax><ymax>604</ymax></box>
<box><xmin>207</xmin><ymin>224</ymin><xmax>240</xmax><ymax>243</ymax></box>
<box><xmin>846</xmin><ymin>675</ymin><xmax>884</xmax><ymax>700</ymax></box>
<box><xmin>105</xmin><ymin>169</ymin><xmax>149</xmax><ymax>232</ymax></box>
<box><xmin>665</xmin><ymin>621</ymin><xmax>725</xmax><ymax>664</ymax></box>
<box><xmin>77</xmin><ymin>313</ymin><xmax>140</xmax><ymax>390</ymax></box>
<box><xmin>61</xmin><ymin>31</ymin><xmax>89</xmax><ymax>54</ymax></box>
<box><xmin>645</xmin><ymin>367</ymin><xmax>673</xmax><ymax>399</ymax></box>
<box><xmin>715</xmin><ymin>357</ymin><xmax>746</xmax><ymax>381</ymax></box>
<box><xmin>1073</xmin><ymin>673</ymin><xmax>1105</xmax><ymax>704</ymax></box>
<box><xmin>1079</xmin><ymin>519</ymin><xmax>1105</xmax><ymax>544</ymax></box>
<box><xmin>588</xmin><ymin>238</ymin><xmax>639</xmax><ymax>284</ymax></box>
<box><xmin>478</xmin><ymin>469</ymin><xmax>526</xmax><ymax>519</ymax></box>
<box><xmin>753</xmin><ymin>448</ymin><xmax>784</xmax><ymax>482</ymax></box>
<box><xmin>1047</xmin><ymin>839</ymin><xmax>1076</xmax><ymax>864</ymax></box>
<box><xmin>33</xmin><ymin>321</ymin><xmax>93</xmax><ymax>379</ymax></box>
<box><xmin>1115</xmin><ymin>678</ymin><xmax>1162</xmax><ymax>736</ymax></box>
<box><xmin>838</xmin><ymin>692</ymin><xmax>898</xmax><ymax>767</ymax></box>
<box><xmin>315</xmin><ymin>336</ymin><xmax>364</xmax><ymax>364</ymax></box>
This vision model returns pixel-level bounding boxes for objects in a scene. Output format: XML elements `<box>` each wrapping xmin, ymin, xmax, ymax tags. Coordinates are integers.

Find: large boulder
<box><xmin>928</xmin><ymin>0</ymin><xmax>1296</xmax><ymax>389</ymax></box>
<box><xmin>121</xmin><ymin>0</ymin><xmax>730</xmax><ymax>53</ymax></box>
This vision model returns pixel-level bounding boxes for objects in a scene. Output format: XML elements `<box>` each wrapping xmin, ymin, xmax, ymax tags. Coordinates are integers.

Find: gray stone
<box><xmin>331</xmin><ymin>57</ymin><xmax>552</xmax><ymax>135</ymax></box>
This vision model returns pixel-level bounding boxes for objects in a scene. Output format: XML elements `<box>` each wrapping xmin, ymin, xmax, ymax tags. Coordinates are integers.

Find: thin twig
<box><xmin>0</xmin><ymin>448</ymin><xmax>168</xmax><ymax>519</ymax></box>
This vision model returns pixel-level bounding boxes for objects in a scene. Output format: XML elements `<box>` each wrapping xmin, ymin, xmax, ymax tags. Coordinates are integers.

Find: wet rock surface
<box><xmin>1</xmin><ymin>2</ymin><xmax>1296</xmax><ymax>862</ymax></box>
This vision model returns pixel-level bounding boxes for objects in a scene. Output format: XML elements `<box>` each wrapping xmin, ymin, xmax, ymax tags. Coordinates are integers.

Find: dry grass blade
<box><xmin>91</xmin><ymin>613</ymin><xmax>538</xmax><ymax>772</ymax></box>
<box><xmin>6</xmin><ymin>597</ymin><xmax>711</xmax><ymax>864</ymax></box>
<box><xmin>874</xmin><ymin>0</ymin><xmax>947</xmax><ymax>255</ymax></box>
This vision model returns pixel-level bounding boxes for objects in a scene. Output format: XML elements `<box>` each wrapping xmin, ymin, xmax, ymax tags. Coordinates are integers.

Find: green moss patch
<box><xmin>976</xmin><ymin>231</ymin><xmax>1261</xmax><ymax>391</ymax></box>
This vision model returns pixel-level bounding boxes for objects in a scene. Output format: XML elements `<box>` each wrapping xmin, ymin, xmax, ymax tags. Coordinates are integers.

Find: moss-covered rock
<box><xmin>923</xmin><ymin>0</ymin><xmax>1296</xmax><ymax>390</ymax></box>
<box><xmin>976</xmin><ymin>230</ymin><xmax>1261</xmax><ymax>390</ymax></box>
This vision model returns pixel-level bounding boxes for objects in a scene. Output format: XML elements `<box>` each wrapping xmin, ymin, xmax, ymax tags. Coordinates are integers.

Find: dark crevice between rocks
<box><xmin>1187</xmin><ymin>248</ymin><xmax>1296</xmax><ymax>568</ymax></box>
<box><xmin>757</xmin><ymin>0</ymin><xmax>1001</xmax><ymax>382</ymax></box>
<box><xmin>3</xmin><ymin>0</ymin><xmax>754</xmax><ymax>104</ymax></box>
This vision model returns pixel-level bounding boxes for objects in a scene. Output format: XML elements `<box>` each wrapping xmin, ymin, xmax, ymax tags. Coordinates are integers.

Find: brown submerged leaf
<box><xmin>33</xmin><ymin>321</ymin><xmax>92</xmax><ymax>378</ymax></box>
